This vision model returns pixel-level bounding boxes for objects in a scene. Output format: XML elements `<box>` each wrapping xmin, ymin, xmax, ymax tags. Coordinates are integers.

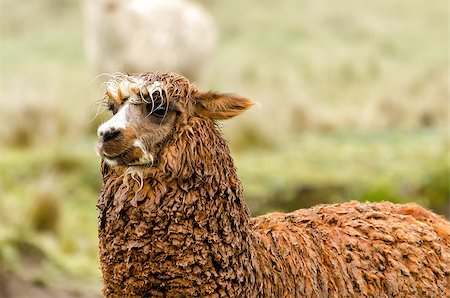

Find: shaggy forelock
<box><xmin>104</xmin><ymin>72</ymin><xmax>198</xmax><ymax>108</ymax></box>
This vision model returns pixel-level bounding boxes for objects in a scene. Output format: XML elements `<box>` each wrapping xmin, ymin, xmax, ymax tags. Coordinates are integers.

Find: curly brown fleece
<box><xmin>97</xmin><ymin>75</ymin><xmax>450</xmax><ymax>297</ymax></box>
<box><xmin>98</xmin><ymin>116</ymin><xmax>257</xmax><ymax>297</ymax></box>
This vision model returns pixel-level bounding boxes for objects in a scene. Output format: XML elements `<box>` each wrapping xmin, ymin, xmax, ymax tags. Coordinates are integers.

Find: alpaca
<box><xmin>96</xmin><ymin>72</ymin><xmax>450</xmax><ymax>297</ymax></box>
<box><xmin>82</xmin><ymin>0</ymin><xmax>217</xmax><ymax>80</ymax></box>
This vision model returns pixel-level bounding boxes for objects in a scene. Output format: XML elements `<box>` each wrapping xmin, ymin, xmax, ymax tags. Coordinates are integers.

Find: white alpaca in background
<box><xmin>82</xmin><ymin>0</ymin><xmax>217</xmax><ymax>80</ymax></box>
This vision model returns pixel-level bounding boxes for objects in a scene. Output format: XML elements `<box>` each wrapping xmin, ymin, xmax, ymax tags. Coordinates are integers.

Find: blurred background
<box><xmin>0</xmin><ymin>0</ymin><xmax>448</xmax><ymax>296</ymax></box>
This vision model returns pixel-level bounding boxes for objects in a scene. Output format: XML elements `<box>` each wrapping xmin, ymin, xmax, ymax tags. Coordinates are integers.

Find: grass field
<box><xmin>0</xmin><ymin>0</ymin><xmax>448</xmax><ymax>296</ymax></box>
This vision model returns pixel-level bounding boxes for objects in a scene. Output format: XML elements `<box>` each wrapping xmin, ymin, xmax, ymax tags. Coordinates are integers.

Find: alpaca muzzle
<box><xmin>96</xmin><ymin>127</ymin><xmax>147</xmax><ymax>167</ymax></box>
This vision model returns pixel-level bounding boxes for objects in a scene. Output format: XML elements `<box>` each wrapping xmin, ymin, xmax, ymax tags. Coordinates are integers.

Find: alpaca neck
<box><xmin>98</xmin><ymin>117</ymin><xmax>257</xmax><ymax>296</ymax></box>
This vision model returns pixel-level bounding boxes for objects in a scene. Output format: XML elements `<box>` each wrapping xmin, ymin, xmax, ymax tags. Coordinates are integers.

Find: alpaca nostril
<box><xmin>100</xmin><ymin>129</ymin><xmax>121</xmax><ymax>142</ymax></box>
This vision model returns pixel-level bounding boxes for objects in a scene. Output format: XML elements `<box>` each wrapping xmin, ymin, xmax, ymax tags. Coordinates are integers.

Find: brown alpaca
<box><xmin>96</xmin><ymin>72</ymin><xmax>450</xmax><ymax>297</ymax></box>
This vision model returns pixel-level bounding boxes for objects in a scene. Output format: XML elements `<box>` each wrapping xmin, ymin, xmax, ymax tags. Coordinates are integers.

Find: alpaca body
<box><xmin>251</xmin><ymin>201</ymin><xmax>450</xmax><ymax>297</ymax></box>
<box><xmin>96</xmin><ymin>72</ymin><xmax>450</xmax><ymax>297</ymax></box>
<box><xmin>98</xmin><ymin>117</ymin><xmax>450</xmax><ymax>297</ymax></box>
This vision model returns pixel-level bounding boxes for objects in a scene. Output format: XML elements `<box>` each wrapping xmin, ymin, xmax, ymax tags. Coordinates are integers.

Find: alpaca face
<box><xmin>96</xmin><ymin>74</ymin><xmax>182</xmax><ymax>167</ymax></box>
<box><xmin>96</xmin><ymin>72</ymin><xmax>254</xmax><ymax>167</ymax></box>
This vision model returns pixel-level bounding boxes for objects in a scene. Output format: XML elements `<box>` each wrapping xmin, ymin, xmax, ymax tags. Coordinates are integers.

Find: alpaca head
<box><xmin>96</xmin><ymin>72</ymin><xmax>254</xmax><ymax>167</ymax></box>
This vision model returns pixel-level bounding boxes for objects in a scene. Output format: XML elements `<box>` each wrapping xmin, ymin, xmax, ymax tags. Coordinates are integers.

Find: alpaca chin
<box><xmin>104</xmin><ymin>158</ymin><xmax>118</xmax><ymax>167</ymax></box>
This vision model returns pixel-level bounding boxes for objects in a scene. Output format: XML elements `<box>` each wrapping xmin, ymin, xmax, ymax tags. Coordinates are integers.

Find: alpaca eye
<box><xmin>153</xmin><ymin>106</ymin><xmax>167</xmax><ymax>117</ymax></box>
<box><xmin>146</xmin><ymin>103</ymin><xmax>167</xmax><ymax>118</ymax></box>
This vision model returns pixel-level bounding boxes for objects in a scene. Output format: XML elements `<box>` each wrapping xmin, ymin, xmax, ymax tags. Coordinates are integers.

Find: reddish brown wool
<box><xmin>97</xmin><ymin>72</ymin><xmax>450</xmax><ymax>297</ymax></box>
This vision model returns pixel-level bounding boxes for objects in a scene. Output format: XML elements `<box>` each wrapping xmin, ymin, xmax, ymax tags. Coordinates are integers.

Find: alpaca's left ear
<box><xmin>194</xmin><ymin>91</ymin><xmax>254</xmax><ymax>120</ymax></box>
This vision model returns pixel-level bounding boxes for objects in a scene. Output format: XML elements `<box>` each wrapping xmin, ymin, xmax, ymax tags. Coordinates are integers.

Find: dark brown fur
<box><xmin>97</xmin><ymin>72</ymin><xmax>450</xmax><ymax>297</ymax></box>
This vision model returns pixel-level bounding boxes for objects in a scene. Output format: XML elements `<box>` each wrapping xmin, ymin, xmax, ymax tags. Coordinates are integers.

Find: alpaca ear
<box><xmin>194</xmin><ymin>92</ymin><xmax>254</xmax><ymax>120</ymax></box>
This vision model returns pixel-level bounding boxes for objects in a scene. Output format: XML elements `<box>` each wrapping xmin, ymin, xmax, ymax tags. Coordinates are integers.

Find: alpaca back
<box><xmin>250</xmin><ymin>201</ymin><xmax>450</xmax><ymax>297</ymax></box>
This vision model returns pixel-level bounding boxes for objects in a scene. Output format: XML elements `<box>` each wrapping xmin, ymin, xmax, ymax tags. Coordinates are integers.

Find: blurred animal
<box><xmin>96</xmin><ymin>72</ymin><xmax>450</xmax><ymax>297</ymax></box>
<box><xmin>82</xmin><ymin>0</ymin><xmax>217</xmax><ymax>80</ymax></box>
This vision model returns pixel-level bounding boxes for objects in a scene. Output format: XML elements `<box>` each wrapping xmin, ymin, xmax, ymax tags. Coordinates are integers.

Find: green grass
<box><xmin>235</xmin><ymin>128</ymin><xmax>448</xmax><ymax>215</ymax></box>
<box><xmin>206</xmin><ymin>0</ymin><xmax>447</xmax><ymax>138</ymax></box>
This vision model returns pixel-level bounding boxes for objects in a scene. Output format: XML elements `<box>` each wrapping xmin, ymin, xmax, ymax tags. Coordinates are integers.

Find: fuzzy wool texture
<box><xmin>98</xmin><ymin>117</ymin><xmax>256</xmax><ymax>297</ymax></box>
<box><xmin>251</xmin><ymin>202</ymin><xmax>450</xmax><ymax>297</ymax></box>
<box><xmin>98</xmin><ymin>116</ymin><xmax>450</xmax><ymax>297</ymax></box>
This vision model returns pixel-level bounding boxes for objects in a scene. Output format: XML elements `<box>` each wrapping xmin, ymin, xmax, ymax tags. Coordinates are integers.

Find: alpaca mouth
<box><xmin>96</xmin><ymin>141</ymin><xmax>127</xmax><ymax>160</ymax></box>
<box><xmin>97</xmin><ymin>147</ymin><xmax>134</xmax><ymax>167</ymax></box>
<box><xmin>96</xmin><ymin>141</ymin><xmax>153</xmax><ymax>166</ymax></box>
<box><xmin>102</xmin><ymin>150</ymin><xmax>122</xmax><ymax>159</ymax></box>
